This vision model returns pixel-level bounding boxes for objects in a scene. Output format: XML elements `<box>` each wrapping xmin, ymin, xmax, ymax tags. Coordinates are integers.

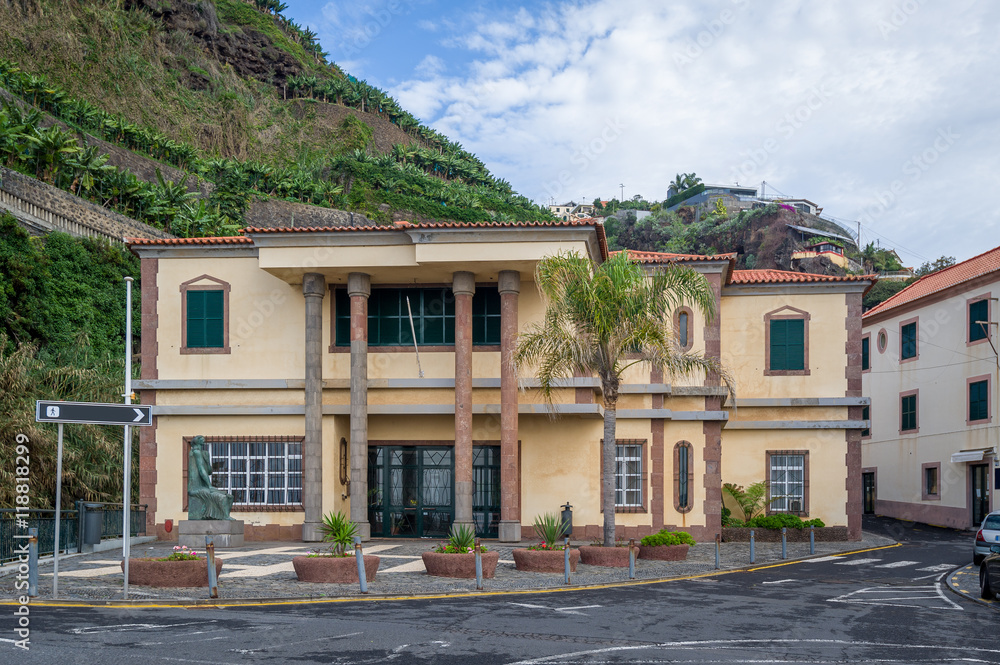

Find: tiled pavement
<box><xmin>3</xmin><ymin>533</ymin><xmax>896</xmax><ymax>603</ymax></box>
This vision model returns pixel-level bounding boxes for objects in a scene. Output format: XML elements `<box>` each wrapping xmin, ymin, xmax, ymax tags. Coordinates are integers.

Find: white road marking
<box><xmin>58</xmin><ymin>565</ymin><xmax>122</xmax><ymax>578</ymax></box>
<box><xmin>916</xmin><ymin>563</ymin><xmax>956</xmax><ymax>572</ymax></box>
<box><xmin>379</xmin><ymin>559</ymin><xmax>428</xmax><ymax>573</ymax></box>
<box><xmin>804</xmin><ymin>555</ymin><xmax>842</xmax><ymax>563</ymax></box>
<box><xmin>875</xmin><ymin>560</ymin><xmax>921</xmax><ymax>568</ymax></box>
<box><xmin>222</xmin><ymin>561</ymin><xmax>295</xmax><ymax>578</ymax></box>
<box><xmin>761</xmin><ymin>579</ymin><xmax>796</xmax><ymax>584</ymax></box>
<box><xmin>828</xmin><ymin>582</ymin><xmax>963</xmax><ymax>610</ymax></box>
<box><xmin>71</xmin><ymin>620</ymin><xmax>216</xmax><ymax>634</ymax></box>
<box><xmin>833</xmin><ymin>557</ymin><xmax>883</xmax><ymax>566</ymax></box>
<box><xmin>508</xmin><ymin>602</ymin><xmax>602</xmax><ymax>616</ymax></box>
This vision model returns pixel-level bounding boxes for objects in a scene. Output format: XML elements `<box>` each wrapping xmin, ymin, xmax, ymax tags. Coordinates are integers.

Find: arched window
<box><xmin>674</xmin><ymin>307</ymin><xmax>694</xmax><ymax>352</ymax></box>
<box><xmin>678</xmin><ymin>311</ymin><xmax>689</xmax><ymax>348</ymax></box>
<box><xmin>674</xmin><ymin>441</ymin><xmax>694</xmax><ymax>513</ymax></box>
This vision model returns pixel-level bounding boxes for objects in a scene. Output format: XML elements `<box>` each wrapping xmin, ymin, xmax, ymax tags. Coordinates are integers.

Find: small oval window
<box><xmin>877</xmin><ymin>329</ymin><xmax>887</xmax><ymax>353</ymax></box>
<box><xmin>678</xmin><ymin>311</ymin><xmax>689</xmax><ymax>348</ymax></box>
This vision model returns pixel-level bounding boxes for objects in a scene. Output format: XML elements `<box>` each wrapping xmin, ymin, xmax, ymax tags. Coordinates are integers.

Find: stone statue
<box><xmin>187</xmin><ymin>435</ymin><xmax>234</xmax><ymax>520</ymax></box>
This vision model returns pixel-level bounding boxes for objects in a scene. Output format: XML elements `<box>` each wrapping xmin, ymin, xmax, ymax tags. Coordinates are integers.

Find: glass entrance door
<box><xmin>367</xmin><ymin>445</ymin><xmax>501</xmax><ymax>538</ymax></box>
<box><xmin>972</xmin><ymin>464</ymin><xmax>990</xmax><ymax>526</ymax></box>
<box><xmin>862</xmin><ymin>472</ymin><xmax>875</xmax><ymax>515</ymax></box>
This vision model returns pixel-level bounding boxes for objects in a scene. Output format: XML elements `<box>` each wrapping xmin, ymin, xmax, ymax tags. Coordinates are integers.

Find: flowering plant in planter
<box><xmin>159</xmin><ymin>545</ymin><xmax>200</xmax><ymax>561</ymax></box>
<box><xmin>434</xmin><ymin>524</ymin><xmax>488</xmax><ymax>554</ymax></box>
<box><xmin>423</xmin><ymin>524</ymin><xmax>498</xmax><ymax>578</ymax></box>
<box><xmin>526</xmin><ymin>512</ymin><xmax>569</xmax><ymax>551</ymax></box>
<box><xmin>294</xmin><ymin>511</ymin><xmax>379</xmax><ymax>582</ymax></box>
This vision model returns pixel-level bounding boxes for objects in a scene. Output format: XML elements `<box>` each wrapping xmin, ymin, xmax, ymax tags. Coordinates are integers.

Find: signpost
<box><xmin>34</xmin><ymin>399</ymin><xmax>152</xmax><ymax>599</ymax></box>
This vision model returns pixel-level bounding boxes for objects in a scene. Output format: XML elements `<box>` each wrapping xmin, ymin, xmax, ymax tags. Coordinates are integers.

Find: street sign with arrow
<box><xmin>35</xmin><ymin>400</ymin><xmax>153</xmax><ymax>427</ymax></box>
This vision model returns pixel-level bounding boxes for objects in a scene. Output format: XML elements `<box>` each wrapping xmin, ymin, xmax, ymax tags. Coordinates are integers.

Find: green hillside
<box><xmin>0</xmin><ymin>0</ymin><xmax>551</xmax><ymax>235</ymax></box>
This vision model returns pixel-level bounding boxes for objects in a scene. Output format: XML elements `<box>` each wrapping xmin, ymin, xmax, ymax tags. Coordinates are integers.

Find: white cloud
<box><xmin>414</xmin><ymin>54</ymin><xmax>445</xmax><ymax>77</ymax></box>
<box><xmin>385</xmin><ymin>0</ymin><xmax>1000</xmax><ymax>264</ymax></box>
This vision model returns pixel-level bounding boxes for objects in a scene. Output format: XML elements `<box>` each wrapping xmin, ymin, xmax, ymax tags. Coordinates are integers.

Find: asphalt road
<box><xmin>7</xmin><ymin>517</ymin><xmax>997</xmax><ymax>664</ymax></box>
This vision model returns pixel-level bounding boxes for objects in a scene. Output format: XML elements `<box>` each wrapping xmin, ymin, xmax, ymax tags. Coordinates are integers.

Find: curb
<box><xmin>946</xmin><ymin>563</ymin><xmax>999</xmax><ymax>610</ymax></box>
<box><xmin>0</xmin><ymin>543</ymin><xmax>901</xmax><ymax>609</ymax></box>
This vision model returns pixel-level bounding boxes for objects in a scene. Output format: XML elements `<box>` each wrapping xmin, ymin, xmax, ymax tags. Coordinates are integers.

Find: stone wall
<box><xmin>0</xmin><ymin>167</ymin><xmax>173</xmax><ymax>242</ymax></box>
<box><xmin>245</xmin><ymin>198</ymin><xmax>373</xmax><ymax>228</ymax></box>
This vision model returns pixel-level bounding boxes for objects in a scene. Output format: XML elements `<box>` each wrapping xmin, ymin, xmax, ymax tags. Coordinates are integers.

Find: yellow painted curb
<box><xmin>1</xmin><ymin>543</ymin><xmax>900</xmax><ymax>609</ymax></box>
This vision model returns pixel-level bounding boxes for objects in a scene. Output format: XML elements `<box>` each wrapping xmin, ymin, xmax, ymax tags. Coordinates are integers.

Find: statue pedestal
<box><xmin>178</xmin><ymin>520</ymin><xmax>245</xmax><ymax>548</ymax></box>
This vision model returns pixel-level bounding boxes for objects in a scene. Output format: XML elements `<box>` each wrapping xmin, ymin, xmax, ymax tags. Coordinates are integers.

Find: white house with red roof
<box><xmin>862</xmin><ymin>245</ymin><xmax>1000</xmax><ymax>530</ymax></box>
<box><xmin>128</xmin><ymin>221</ymin><xmax>873</xmax><ymax>545</ymax></box>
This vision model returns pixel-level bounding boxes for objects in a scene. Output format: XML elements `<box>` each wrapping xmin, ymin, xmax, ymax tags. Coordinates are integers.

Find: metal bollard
<box><xmin>564</xmin><ymin>537</ymin><xmax>571</xmax><ymax>585</ymax></box>
<box><xmin>205</xmin><ymin>536</ymin><xmax>218</xmax><ymax>599</ymax></box>
<box><xmin>28</xmin><ymin>528</ymin><xmax>38</xmax><ymax>597</ymax></box>
<box><xmin>474</xmin><ymin>538</ymin><xmax>483</xmax><ymax>590</ymax></box>
<box><xmin>809</xmin><ymin>525</ymin><xmax>815</xmax><ymax>555</ymax></box>
<box><xmin>354</xmin><ymin>536</ymin><xmax>368</xmax><ymax>594</ymax></box>
<box><xmin>628</xmin><ymin>538</ymin><xmax>636</xmax><ymax>579</ymax></box>
<box><xmin>715</xmin><ymin>533</ymin><xmax>720</xmax><ymax>569</ymax></box>
<box><xmin>781</xmin><ymin>528</ymin><xmax>787</xmax><ymax>560</ymax></box>
<box><xmin>749</xmin><ymin>529</ymin><xmax>755</xmax><ymax>565</ymax></box>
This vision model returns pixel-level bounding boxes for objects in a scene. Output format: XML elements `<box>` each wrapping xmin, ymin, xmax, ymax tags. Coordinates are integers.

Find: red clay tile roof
<box><xmin>615</xmin><ymin>249</ymin><xmax>737</xmax><ymax>263</ymax></box>
<box><xmin>863</xmin><ymin>244</ymin><xmax>1000</xmax><ymax>319</ymax></box>
<box><xmin>128</xmin><ymin>219</ymin><xmax>610</xmax><ymax>257</ymax></box>
<box><xmin>127</xmin><ymin>236</ymin><xmax>253</xmax><ymax>246</ymax></box>
<box><xmin>731</xmin><ymin>269</ymin><xmax>876</xmax><ymax>286</ymax></box>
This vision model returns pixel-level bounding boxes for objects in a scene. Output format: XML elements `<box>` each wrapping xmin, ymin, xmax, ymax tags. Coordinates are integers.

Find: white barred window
<box><xmin>615</xmin><ymin>443</ymin><xmax>643</xmax><ymax>508</ymax></box>
<box><xmin>769</xmin><ymin>454</ymin><xmax>805</xmax><ymax>512</ymax></box>
<box><xmin>208</xmin><ymin>438</ymin><xmax>303</xmax><ymax>506</ymax></box>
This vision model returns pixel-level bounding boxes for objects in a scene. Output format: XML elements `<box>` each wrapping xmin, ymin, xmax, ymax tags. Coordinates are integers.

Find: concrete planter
<box><xmin>512</xmin><ymin>547</ymin><xmax>580</xmax><ymax>573</ymax></box>
<box><xmin>422</xmin><ymin>551</ymin><xmax>499</xmax><ymax>579</ymax></box>
<box><xmin>292</xmin><ymin>555</ymin><xmax>379</xmax><ymax>583</ymax></box>
<box><xmin>637</xmin><ymin>544</ymin><xmax>690</xmax><ymax>561</ymax></box>
<box><xmin>579</xmin><ymin>545</ymin><xmax>638</xmax><ymax>567</ymax></box>
<box><xmin>721</xmin><ymin>526</ymin><xmax>849</xmax><ymax>543</ymax></box>
<box><xmin>122</xmin><ymin>558</ymin><xmax>223</xmax><ymax>587</ymax></box>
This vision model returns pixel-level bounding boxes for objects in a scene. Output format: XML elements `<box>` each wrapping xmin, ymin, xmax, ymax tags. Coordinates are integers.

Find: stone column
<box><xmin>498</xmin><ymin>270</ymin><xmax>521</xmax><ymax>542</ymax></box>
<box><xmin>349</xmin><ymin>272</ymin><xmax>371</xmax><ymax>540</ymax></box>
<box><xmin>453</xmin><ymin>271</ymin><xmax>475</xmax><ymax>530</ymax></box>
<box><xmin>302</xmin><ymin>273</ymin><xmax>326</xmax><ymax>542</ymax></box>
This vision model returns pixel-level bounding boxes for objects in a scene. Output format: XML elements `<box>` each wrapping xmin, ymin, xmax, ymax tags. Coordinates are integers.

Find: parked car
<box><xmin>980</xmin><ymin>544</ymin><xmax>1000</xmax><ymax>600</ymax></box>
<box><xmin>974</xmin><ymin>510</ymin><xmax>1000</xmax><ymax>565</ymax></box>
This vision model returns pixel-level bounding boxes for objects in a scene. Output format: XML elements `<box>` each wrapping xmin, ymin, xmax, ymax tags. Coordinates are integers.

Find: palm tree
<box><xmin>514</xmin><ymin>250</ymin><xmax>733</xmax><ymax>546</ymax></box>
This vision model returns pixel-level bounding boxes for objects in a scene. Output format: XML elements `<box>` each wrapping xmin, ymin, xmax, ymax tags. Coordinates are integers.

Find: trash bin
<box><xmin>561</xmin><ymin>502</ymin><xmax>573</xmax><ymax>536</ymax></box>
<box><xmin>83</xmin><ymin>503</ymin><xmax>103</xmax><ymax>545</ymax></box>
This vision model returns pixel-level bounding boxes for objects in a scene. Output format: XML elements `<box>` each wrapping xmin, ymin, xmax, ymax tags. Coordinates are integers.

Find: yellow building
<box><xmin>130</xmin><ymin>221</ymin><xmax>873</xmax><ymax>543</ymax></box>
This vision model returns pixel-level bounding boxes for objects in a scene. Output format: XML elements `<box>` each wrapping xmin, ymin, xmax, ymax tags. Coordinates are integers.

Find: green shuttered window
<box><xmin>970</xmin><ymin>380</ymin><xmax>989</xmax><ymax>422</ymax></box>
<box><xmin>186</xmin><ymin>290</ymin><xmax>224</xmax><ymax>348</ymax></box>
<box><xmin>769</xmin><ymin>319</ymin><xmax>805</xmax><ymax>371</ymax></box>
<box><xmin>970</xmin><ymin>300</ymin><xmax>989</xmax><ymax>342</ymax></box>
<box><xmin>335</xmin><ymin>287</ymin><xmax>501</xmax><ymax>346</ymax></box>
<box><xmin>901</xmin><ymin>393</ymin><xmax>917</xmax><ymax>431</ymax></box>
<box><xmin>901</xmin><ymin>322</ymin><xmax>917</xmax><ymax>359</ymax></box>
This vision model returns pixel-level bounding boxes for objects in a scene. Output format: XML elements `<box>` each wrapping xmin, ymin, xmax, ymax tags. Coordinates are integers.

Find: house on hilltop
<box><xmin>861</xmin><ymin>245</ymin><xmax>999</xmax><ymax>529</ymax></box>
<box><xmin>129</xmin><ymin>223</ymin><xmax>872</xmax><ymax>544</ymax></box>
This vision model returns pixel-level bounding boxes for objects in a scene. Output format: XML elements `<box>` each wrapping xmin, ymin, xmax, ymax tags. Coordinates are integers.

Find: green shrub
<box><xmin>745</xmin><ymin>514</ymin><xmax>825</xmax><ymax>530</ymax></box>
<box><xmin>435</xmin><ymin>523</ymin><xmax>486</xmax><ymax>554</ymax></box>
<box><xmin>531</xmin><ymin>512</ymin><xmax>569</xmax><ymax>549</ymax></box>
<box><xmin>318</xmin><ymin>510</ymin><xmax>358</xmax><ymax>556</ymax></box>
<box><xmin>640</xmin><ymin>530</ymin><xmax>696</xmax><ymax>547</ymax></box>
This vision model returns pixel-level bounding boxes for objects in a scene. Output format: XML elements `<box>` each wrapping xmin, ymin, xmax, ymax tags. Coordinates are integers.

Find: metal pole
<box><xmin>564</xmin><ymin>537</ymin><xmax>571</xmax><ymax>585</ymax></box>
<box><xmin>628</xmin><ymin>538</ymin><xmax>635</xmax><ymax>579</ymax></box>
<box><xmin>714</xmin><ymin>533</ymin><xmax>720</xmax><ymax>570</ymax></box>
<box><xmin>809</xmin><ymin>525</ymin><xmax>815</xmax><ymax>555</ymax></box>
<box><xmin>474</xmin><ymin>538</ymin><xmax>483</xmax><ymax>590</ymax></box>
<box><xmin>781</xmin><ymin>527</ymin><xmax>787</xmax><ymax>560</ymax></box>
<box><xmin>205</xmin><ymin>536</ymin><xmax>218</xmax><ymax>599</ymax></box>
<box><xmin>53</xmin><ymin>423</ymin><xmax>63</xmax><ymax>599</ymax></box>
<box><xmin>28</xmin><ymin>528</ymin><xmax>38</xmax><ymax>597</ymax></box>
<box><xmin>123</xmin><ymin>276</ymin><xmax>133</xmax><ymax>601</ymax></box>
<box><xmin>354</xmin><ymin>537</ymin><xmax>368</xmax><ymax>594</ymax></box>
<box><xmin>749</xmin><ymin>529</ymin><xmax>755</xmax><ymax>564</ymax></box>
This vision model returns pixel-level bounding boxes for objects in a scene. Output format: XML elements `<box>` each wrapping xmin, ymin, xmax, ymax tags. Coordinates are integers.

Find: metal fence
<box><xmin>0</xmin><ymin>503</ymin><xmax>147</xmax><ymax>564</ymax></box>
<box><xmin>0</xmin><ymin>509</ymin><xmax>79</xmax><ymax>563</ymax></box>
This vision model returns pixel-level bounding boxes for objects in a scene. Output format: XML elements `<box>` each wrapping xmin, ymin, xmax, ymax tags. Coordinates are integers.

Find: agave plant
<box><xmin>318</xmin><ymin>510</ymin><xmax>359</xmax><ymax>557</ymax></box>
<box><xmin>532</xmin><ymin>512</ymin><xmax>569</xmax><ymax>549</ymax></box>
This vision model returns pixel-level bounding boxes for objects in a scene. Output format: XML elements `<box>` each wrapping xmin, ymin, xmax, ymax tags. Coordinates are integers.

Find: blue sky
<box><xmin>282</xmin><ymin>0</ymin><xmax>1000</xmax><ymax>267</ymax></box>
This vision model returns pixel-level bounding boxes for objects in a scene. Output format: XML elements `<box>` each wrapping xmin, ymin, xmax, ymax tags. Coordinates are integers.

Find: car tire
<box><xmin>974</xmin><ymin>554</ymin><xmax>985</xmax><ymax>566</ymax></box>
<box><xmin>981</xmin><ymin>566</ymin><xmax>995</xmax><ymax>600</ymax></box>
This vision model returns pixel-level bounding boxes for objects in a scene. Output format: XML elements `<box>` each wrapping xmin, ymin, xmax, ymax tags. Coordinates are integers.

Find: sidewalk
<box><xmin>2</xmin><ymin>532</ymin><xmax>896</xmax><ymax>605</ymax></box>
<box><xmin>946</xmin><ymin>563</ymin><xmax>999</xmax><ymax>610</ymax></box>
